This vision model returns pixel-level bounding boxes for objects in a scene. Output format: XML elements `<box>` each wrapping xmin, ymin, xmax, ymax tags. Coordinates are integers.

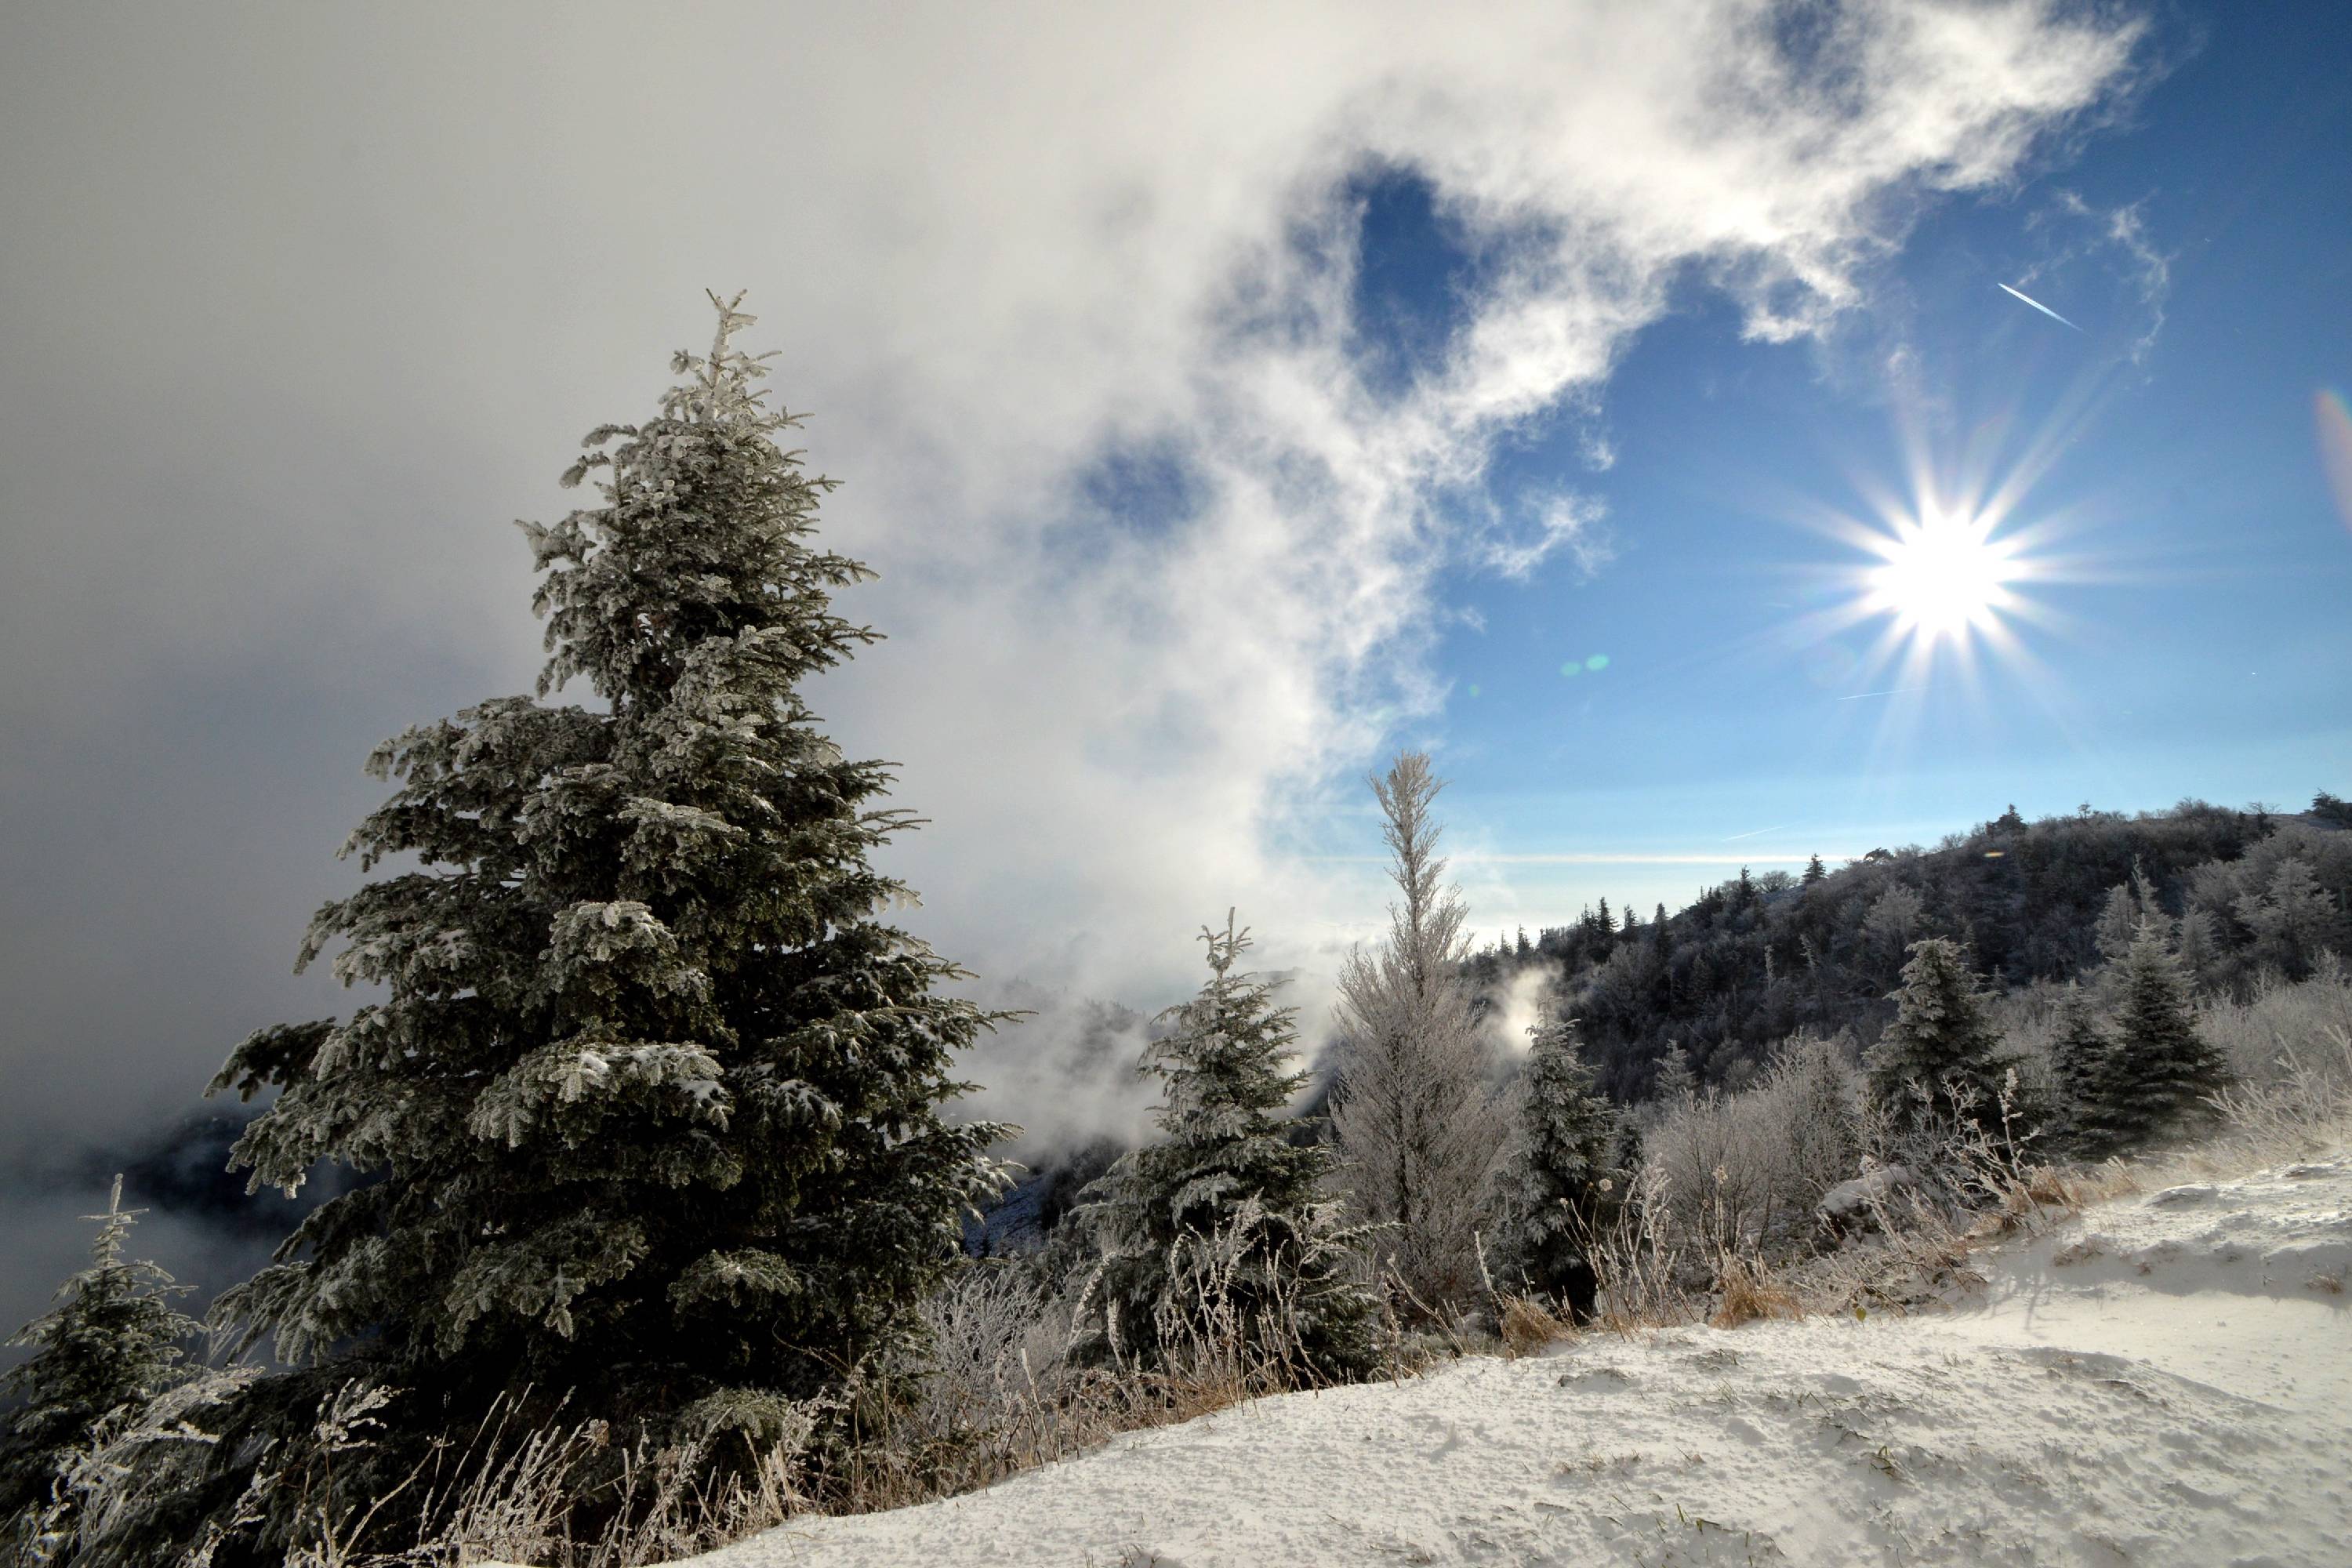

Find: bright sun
<box><xmin>1864</xmin><ymin>508</ymin><xmax>2020</xmax><ymax>641</ymax></box>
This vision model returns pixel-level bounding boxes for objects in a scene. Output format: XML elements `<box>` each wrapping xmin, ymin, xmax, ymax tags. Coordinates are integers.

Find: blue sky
<box><xmin>1300</xmin><ymin>4</ymin><xmax>2352</xmax><ymax>939</ymax></box>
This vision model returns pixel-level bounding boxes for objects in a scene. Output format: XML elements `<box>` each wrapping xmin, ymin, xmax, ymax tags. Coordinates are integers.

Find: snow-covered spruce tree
<box><xmin>2233</xmin><ymin>855</ymin><xmax>2347</xmax><ymax>978</ymax></box>
<box><xmin>2047</xmin><ymin>983</ymin><xmax>2117</xmax><ymax>1159</ymax></box>
<box><xmin>2173</xmin><ymin>903</ymin><xmax>2226</xmax><ymax>993</ymax></box>
<box><xmin>1650</xmin><ymin>1042</ymin><xmax>1699</xmax><ymax>1111</ymax></box>
<box><xmin>1073</xmin><ymin>913</ymin><xmax>1379</xmax><ymax>1380</ymax></box>
<box><xmin>1495</xmin><ymin>1018</ymin><xmax>1619</xmax><ymax>1322</ymax></box>
<box><xmin>1</xmin><ymin>1178</ymin><xmax>198</xmax><ymax>1537</ymax></box>
<box><xmin>206</xmin><ymin>295</ymin><xmax>1013</xmax><ymax>1493</ymax></box>
<box><xmin>2086</xmin><ymin>919</ymin><xmax>2230</xmax><ymax>1149</ymax></box>
<box><xmin>1864</xmin><ymin>938</ymin><xmax>2014</xmax><ymax>1151</ymax></box>
<box><xmin>1328</xmin><ymin>752</ymin><xmax>1508</xmax><ymax>1315</ymax></box>
<box><xmin>2094</xmin><ymin>861</ymin><xmax>2169</xmax><ymax>963</ymax></box>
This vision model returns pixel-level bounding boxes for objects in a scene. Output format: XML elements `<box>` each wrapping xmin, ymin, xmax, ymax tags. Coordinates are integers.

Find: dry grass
<box><xmin>1706</xmin><ymin>1254</ymin><xmax>1803</xmax><ymax>1330</ymax></box>
<box><xmin>388</xmin><ymin>1210</ymin><xmax>1394</xmax><ymax>1566</ymax></box>
<box><xmin>1495</xmin><ymin>1296</ymin><xmax>1573</xmax><ymax>1357</ymax></box>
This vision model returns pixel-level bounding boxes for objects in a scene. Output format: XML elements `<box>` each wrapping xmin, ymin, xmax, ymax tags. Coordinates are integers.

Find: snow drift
<box><xmin>626</xmin><ymin>1151</ymin><xmax>2350</xmax><ymax>1567</ymax></box>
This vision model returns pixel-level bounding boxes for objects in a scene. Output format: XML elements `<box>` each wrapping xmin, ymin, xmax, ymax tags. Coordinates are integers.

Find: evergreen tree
<box><xmin>1651</xmin><ymin>1042</ymin><xmax>1698</xmax><ymax>1107</ymax></box>
<box><xmin>2</xmin><ymin>1178</ymin><xmax>197</xmax><ymax>1533</ymax></box>
<box><xmin>2046</xmin><ymin>985</ymin><xmax>2114</xmax><ymax>1158</ymax></box>
<box><xmin>2088</xmin><ymin>920</ymin><xmax>2230</xmax><ymax>1148</ymax></box>
<box><xmin>2092</xmin><ymin>881</ymin><xmax>2142</xmax><ymax>962</ymax></box>
<box><xmin>2173</xmin><ymin>903</ymin><xmax>2224</xmax><ymax>993</ymax></box>
<box><xmin>1497</xmin><ymin>1018</ymin><xmax>1619</xmax><ymax>1321</ymax></box>
<box><xmin>2094</xmin><ymin>860</ymin><xmax>2169</xmax><ymax>962</ymax></box>
<box><xmin>2233</xmin><ymin>856</ymin><xmax>2344</xmax><ymax>977</ymax></box>
<box><xmin>205</xmin><ymin>295</ymin><xmax>1012</xmax><ymax>1497</ymax></box>
<box><xmin>1802</xmin><ymin>854</ymin><xmax>1827</xmax><ymax>887</ymax></box>
<box><xmin>1864</xmin><ymin>938</ymin><xmax>2013</xmax><ymax>1145</ymax></box>
<box><xmin>1073</xmin><ymin>913</ymin><xmax>1378</xmax><ymax>1377</ymax></box>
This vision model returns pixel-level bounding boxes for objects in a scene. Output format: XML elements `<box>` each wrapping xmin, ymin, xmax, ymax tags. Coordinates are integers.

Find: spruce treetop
<box><xmin>524</xmin><ymin>292</ymin><xmax>869</xmax><ymax>713</ymax></box>
<box><xmin>2</xmin><ymin>1178</ymin><xmax>197</xmax><ymax>1522</ymax></box>
<box><xmin>1147</xmin><ymin>912</ymin><xmax>1310</xmax><ymax>1144</ymax></box>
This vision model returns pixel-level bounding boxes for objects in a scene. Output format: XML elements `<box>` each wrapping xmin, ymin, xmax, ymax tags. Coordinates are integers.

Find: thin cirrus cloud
<box><xmin>1307</xmin><ymin>852</ymin><xmax>1859</xmax><ymax>866</ymax></box>
<box><xmin>0</xmin><ymin>3</ymin><xmax>2147</xmax><ymax>1182</ymax></box>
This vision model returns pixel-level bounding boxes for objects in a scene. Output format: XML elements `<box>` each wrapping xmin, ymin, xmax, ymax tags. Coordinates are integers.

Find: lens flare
<box><xmin>2318</xmin><ymin>389</ymin><xmax>2352</xmax><ymax>536</ymax></box>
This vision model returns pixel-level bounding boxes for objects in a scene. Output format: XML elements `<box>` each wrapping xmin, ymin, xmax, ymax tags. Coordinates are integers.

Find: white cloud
<box><xmin>1472</xmin><ymin>494</ymin><xmax>1613</xmax><ymax>582</ymax></box>
<box><xmin>2034</xmin><ymin>187</ymin><xmax>2174</xmax><ymax>363</ymax></box>
<box><xmin>0</xmin><ymin>1</ymin><xmax>2147</xmax><ymax>1153</ymax></box>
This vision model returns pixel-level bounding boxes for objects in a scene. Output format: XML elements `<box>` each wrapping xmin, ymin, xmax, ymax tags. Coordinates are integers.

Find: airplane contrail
<box><xmin>1998</xmin><ymin>281</ymin><xmax>2082</xmax><ymax>332</ymax></box>
<box><xmin>1722</xmin><ymin>825</ymin><xmax>1785</xmax><ymax>841</ymax></box>
<box><xmin>1836</xmin><ymin>686</ymin><xmax>1923</xmax><ymax>701</ymax></box>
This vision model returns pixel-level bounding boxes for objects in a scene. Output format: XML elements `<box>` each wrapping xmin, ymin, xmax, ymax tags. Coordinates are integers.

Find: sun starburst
<box><xmin>1860</xmin><ymin>506</ymin><xmax>2023</xmax><ymax>644</ymax></box>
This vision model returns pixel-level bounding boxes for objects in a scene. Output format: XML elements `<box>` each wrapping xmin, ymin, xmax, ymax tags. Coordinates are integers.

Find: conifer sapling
<box><xmin>1074</xmin><ymin>912</ymin><xmax>1378</xmax><ymax>1378</ymax></box>
<box><xmin>2047</xmin><ymin>984</ymin><xmax>2114</xmax><ymax>1158</ymax></box>
<box><xmin>1865</xmin><ymin>938</ymin><xmax>2016</xmax><ymax>1150</ymax></box>
<box><xmin>2</xmin><ymin>1178</ymin><xmax>198</xmax><ymax>1530</ymax></box>
<box><xmin>1497</xmin><ymin>1017</ymin><xmax>1619</xmax><ymax>1321</ymax></box>
<box><xmin>2088</xmin><ymin>918</ymin><xmax>2230</xmax><ymax>1149</ymax></box>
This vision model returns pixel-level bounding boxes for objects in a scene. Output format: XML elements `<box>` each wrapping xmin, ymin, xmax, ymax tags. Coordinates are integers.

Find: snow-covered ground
<box><xmin>569</xmin><ymin>1153</ymin><xmax>2352</xmax><ymax>1566</ymax></box>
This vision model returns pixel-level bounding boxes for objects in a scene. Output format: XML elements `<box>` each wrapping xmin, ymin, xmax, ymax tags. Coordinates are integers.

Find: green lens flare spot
<box><xmin>1585</xmin><ymin>654</ymin><xmax>1610</xmax><ymax>671</ymax></box>
<box><xmin>1467</xmin><ymin>683</ymin><xmax>1482</xmax><ymax>699</ymax></box>
<box><xmin>1559</xmin><ymin>662</ymin><xmax>1581</xmax><ymax>678</ymax></box>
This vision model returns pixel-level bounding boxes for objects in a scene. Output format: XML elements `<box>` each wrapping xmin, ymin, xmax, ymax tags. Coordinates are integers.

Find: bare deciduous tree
<box><xmin>1327</xmin><ymin>753</ymin><xmax>1507</xmax><ymax>1313</ymax></box>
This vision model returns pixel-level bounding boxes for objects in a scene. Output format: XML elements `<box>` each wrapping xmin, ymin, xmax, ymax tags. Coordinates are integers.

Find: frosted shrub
<box><xmin>1642</xmin><ymin>1089</ymin><xmax>1785</xmax><ymax>1257</ymax></box>
<box><xmin>1641</xmin><ymin>1033</ymin><xmax>1858</xmax><ymax>1261</ymax></box>
<box><xmin>2198</xmin><ymin>957</ymin><xmax>2352</xmax><ymax>1088</ymax></box>
<box><xmin>20</xmin><ymin>1365</ymin><xmax>260</xmax><ymax>1568</ymax></box>
<box><xmin>381</xmin><ymin>1388</ymin><xmax>825</xmax><ymax>1568</ymax></box>
<box><xmin>1753</xmin><ymin>1033</ymin><xmax>1862</xmax><ymax>1221</ymax></box>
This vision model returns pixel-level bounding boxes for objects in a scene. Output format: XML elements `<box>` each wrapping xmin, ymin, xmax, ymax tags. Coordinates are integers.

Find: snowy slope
<box><xmin>585</xmin><ymin>1155</ymin><xmax>2352</xmax><ymax>1567</ymax></box>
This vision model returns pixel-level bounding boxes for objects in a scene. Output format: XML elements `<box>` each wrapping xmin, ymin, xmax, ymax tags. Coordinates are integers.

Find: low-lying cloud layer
<box><xmin>0</xmin><ymin>3</ymin><xmax>2148</xmax><ymax>1308</ymax></box>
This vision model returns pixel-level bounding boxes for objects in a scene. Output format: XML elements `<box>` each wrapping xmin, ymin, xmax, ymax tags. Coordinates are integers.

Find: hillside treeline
<box><xmin>1471</xmin><ymin>800</ymin><xmax>2352</xmax><ymax>1102</ymax></box>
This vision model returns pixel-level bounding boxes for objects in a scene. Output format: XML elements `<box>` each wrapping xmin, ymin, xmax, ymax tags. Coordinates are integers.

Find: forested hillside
<box><xmin>1466</xmin><ymin>799</ymin><xmax>2352</xmax><ymax>1102</ymax></box>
